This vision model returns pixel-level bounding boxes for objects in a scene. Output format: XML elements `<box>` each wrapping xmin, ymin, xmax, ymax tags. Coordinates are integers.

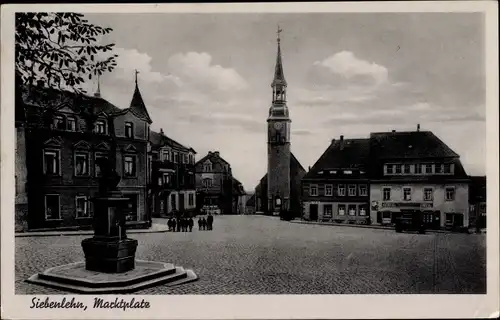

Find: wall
<box><xmin>370</xmin><ymin>182</ymin><xmax>469</xmax><ymax>227</ymax></box>
<box><xmin>15</xmin><ymin>127</ymin><xmax>29</xmax><ymax>231</ymax></box>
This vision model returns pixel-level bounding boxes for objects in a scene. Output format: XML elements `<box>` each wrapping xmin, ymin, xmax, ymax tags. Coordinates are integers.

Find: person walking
<box><xmin>188</xmin><ymin>217</ymin><xmax>194</xmax><ymax>232</ymax></box>
<box><xmin>176</xmin><ymin>217</ymin><xmax>181</xmax><ymax>232</ymax></box>
<box><xmin>198</xmin><ymin>216</ymin><xmax>202</xmax><ymax>230</ymax></box>
<box><xmin>201</xmin><ymin>217</ymin><xmax>206</xmax><ymax>231</ymax></box>
<box><xmin>171</xmin><ymin>218</ymin><xmax>176</xmax><ymax>232</ymax></box>
<box><xmin>207</xmin><ymin>213</ymin><xmax>214</xmax><ymax>231</ymax></box>
<box><xmin>167</xmin><ymin>218</ymin><xmax>172</xmax><ymax>231</ymax></box>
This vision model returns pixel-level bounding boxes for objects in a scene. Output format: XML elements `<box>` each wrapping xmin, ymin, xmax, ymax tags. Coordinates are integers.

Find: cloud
<box><xmin>313</xmin><ymin>51</ymin><xmax>389</xmax><ymax>86</ymax></box>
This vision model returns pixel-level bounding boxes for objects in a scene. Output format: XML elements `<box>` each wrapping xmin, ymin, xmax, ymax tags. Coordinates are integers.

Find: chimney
<box><xmin>417</xmin><ymin>124</ymin><xmax>420</xmax><ymax>132</ymax></box>
<box><xmin>331</xmin><ymin>138</ymin><xmax>336</xmax><ymax>144</ymax></box>
<box><xmin>392</xmin><ymin>130</ymin><xmax>396</xmax><ymax>133</ymax></box>
<box><xmin>160</xmin><ymin>128</ymin><xmax>164</xmax><ymax>135</ymax></box>
<box><xmin>340</xmin><ymin>135</ymin><xmax>345</xmax><ymax>150</ymax></box>
<box><xmin>214</xmin><ymin>151</ymin><xmax>220</xmax><ymax>157</ymax></box>
<box><xmin>340</xmin><ymin>135</ymin><xmax>344</xmax><ymax>141</ymax></box>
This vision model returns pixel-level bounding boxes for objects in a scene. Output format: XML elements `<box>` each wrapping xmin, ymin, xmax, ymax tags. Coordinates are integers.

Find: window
<box><xmin>75</xmin><ymin>196</ymin><xmax>89</xmax><ymax>218</ymax></box>
<box><xmin>184</xmin><ymin>154</ymin><xmax>188</xmax><ymax>164</ymax></box>
<box><xmin>415</xmin><ymin>164</ymin><xmax>422</xmax><ymax>174</ymax></box>
<box><xmin>423</xmin><ymin>188</ymin><xmax>433</xmax><ymax>201</ymax></box>
<box><xmin>67</xmin><ymin>117</ymin><xmax>77</xmax><ymax>131</ymax></box>
<box><xmin>348</xmin><ymin>205</ymin><xmax>357</xmax><ymax>216</ymax></box>
<box><xmin>425</xmin><ymin>164</ymin><xmax>433</xmax><ymax>174</ymax></box>
<box><xmin>162</xmin><ymin>173</ymin><xmax>171</xmax><ymax>185</ymax></box>
<box><xmin>386</xmin><ymin>165</ymin><xmax>394</xmax><ymax>174</ymax></box>
<box><xmin>310</xmin><ymin>185</ymin><xmax>318</xmax><ymax>196</ymax></box>
<box><xmin>445</xmin><ymin>187</ymin><xmax>455</xmax><ymax>201</ymax></box>
<box><xmin>204</xmin><ymin>163</ymin><xmax>212</xmax><ymax>172</ymax></box>
<box><xmin>45</xmin><ymin>194</ymin><xmax>60</xmax><ymax>220</ymax></box>
<box><xmin>125</xmin><ymin>122</ymin><xmax>134</xmax><ymax>138</ymax></box>
<box><xmin>403</xmin><ymin>164</ymin><xmax>411</xmax><ymax>174</ymax></box>
<box><xmin>95</xmin><ymin>120</ymin><xmax>107</xmax><ymax>134</ymax></box>
<box><xmin>174</xmin><ymin>152</ymin><xmax>179</xmax><ymax>163</ymax></box>
<box><xmin>443</xmin><ymin>163</ymin><xmax>452</xmax><ymax>174</ymax></box>
<box><xmin>338</xmin><ymin>204</ymin><xmax>346</xmax><ymax>216</ymax></box>
<box><xmin>188</xmin><ymin>193</ymin><xmax>194</xmax><ymax>206</ymax></box>
<box><xmin>53</xmin><ymin>115</ymin><xmax>65</xmax><ymax>130</ymax></box>
<box><xmin>189</xmin><ymin>154</ymin><xmax>194</xmax><ymax>164</ymax></box>
<box><xmin>171</xmin><ymin>193</ymin><xmax>177</xmax><ymax>210</ymax></box>
<box><xmin>395</xmin><ymin>164</ymin><xmax>402</xmax><ymax>174</ymax></box>
<box><xmin>325</xmin><ymin>184</ymin><xmax>333</xmax><ymax>196</ymax></box>
<box><xmin>124</xmin><ymin>155</ymin><xmax>136</xmax><ymax>177</ymax></box>
<box><xmin>403</xmin><ymin>187</ymin><xmax>412</xmax><ymax>201</ymax></box>
<box><xmin>323</xmin><ymin>204</ymin><xmax>333</xmax><ymax>218</ymax></box>
<box><xmin>74</xmin><ymin>152</ymin><xmax>89</xmax><ymax>176</ymax></box>
<box><xmin>203</xmin><ymin>178</ymin><xmax>213</xmax><ymax>188</ymax></box>
<box><xmin>43</xmin><ymin>149</ymin><xmax>60</xmax><ymax>175</ymax></box>
<box><xmin>338</xmin><ymin>184</ymin><xmax>346</xmax><ymax>196</ymax></box>
<box><xmin>344</xmin><ymin>170</ymin><xmax>353</xmax><ymax>175</ymax></box>
<box><xmin>348</xmin><ymin>184</ymin><xmax>356</xmax><ymax>196</ymax></box>
<box><xmin>358</xmin><ymin>205</ymin><xmax>367</xmax><ymax>216</ymax></box>
<box><xmin>383</xmin><ymin>187</ymin><xmax>391</xmax><ymax>201</ymax></box>
<box><xmin>359</xmin><ymin>184</ymin><xmax>368</xmax><ymax>196</ymax></box>
<box><xmin>94</xmin><ymin>153</ymin><xmax>108</xmax><ymax>177</ymax></box>
<box><xmin>436</xmin><ymin>164</ymin><xmax>444</xmax><ymax>174</ymax></box>
<box><xmin>125</xmin><ymin>194</ymin><xmax>138</xmax><ymax>221</ymax></box>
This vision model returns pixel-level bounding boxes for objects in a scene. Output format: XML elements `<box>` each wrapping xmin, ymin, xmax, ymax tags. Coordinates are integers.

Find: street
<box><xmin>16</xmin><ymin>215</ymin><xmax>486</xmax><ymax>294</ymax></box>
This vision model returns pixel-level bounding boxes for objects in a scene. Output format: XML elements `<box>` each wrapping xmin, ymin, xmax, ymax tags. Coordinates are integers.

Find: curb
<box><xmin>289</xmin><ymin>220</ymin><xmax>455</xmax><ymax>234</ymax></box>
<box><xmin>15</xmin><ymin>227</ymin><xmax>169</xmax><ymax>238</ymax></box>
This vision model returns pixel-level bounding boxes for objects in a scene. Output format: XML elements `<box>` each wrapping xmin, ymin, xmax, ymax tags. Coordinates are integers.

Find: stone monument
<box><xmin>81</xmin><ymin>158</ymin><xmax>138</xmax><ymax>273</ymax></box>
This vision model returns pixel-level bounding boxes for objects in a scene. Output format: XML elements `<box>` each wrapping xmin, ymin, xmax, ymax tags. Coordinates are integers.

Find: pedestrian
<box><xmin>171</xmin><ymin>218</ymin><xmax>177</xmax><ymax>232</ymax></box>
<box><xmin>207</xmin><ymin>213</ymin><xmax>214</xmax><ymax>231</ymax></box>
<box><xmin>201</xmin><ymin>217</ymin><xmax>206</xmax><ymax>231</ymax></box>
<box><xmin>198</xmin><ymin>217</ymin><xmax>202</xmax><ymax>230</ymax></box>
<box><xmin>167</xmin><ymin>218</ymin><xmax>172</xmax><ymax>231</ymax></box>
<box><xmin>176</xmin><ymin>218</ymin><xmax>181</xmax><ymax>232</ymax></box>
<box><xmin>188</xmin><ymin>217</ymin><xmax>194</xmax><ymax>232</ymax></box>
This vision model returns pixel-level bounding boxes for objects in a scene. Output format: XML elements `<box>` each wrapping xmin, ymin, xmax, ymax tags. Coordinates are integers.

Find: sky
<box><xmin>82</xmin><ymin>13</ymin><xmax>486</xmax><ymax>191</ymax></box>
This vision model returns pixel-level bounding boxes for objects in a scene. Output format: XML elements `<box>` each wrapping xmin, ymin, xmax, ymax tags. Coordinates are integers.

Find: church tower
<box><xmin>267</xmin><ymin>26</ymin><xmax>291</xmax><ymax>214</ymax></box>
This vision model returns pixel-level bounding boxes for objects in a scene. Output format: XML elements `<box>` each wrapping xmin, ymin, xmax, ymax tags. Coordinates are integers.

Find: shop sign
<box><xmin>381</xmin><ymin>202</ymin><xmax>433</xmax><ymax>209</ymax></box>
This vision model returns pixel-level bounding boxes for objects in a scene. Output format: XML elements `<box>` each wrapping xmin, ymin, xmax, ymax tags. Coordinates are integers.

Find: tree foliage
<box><xmin>15</xmin><ymin>12</ymin><xmax>118</xmax><ymax>94</ymax></box>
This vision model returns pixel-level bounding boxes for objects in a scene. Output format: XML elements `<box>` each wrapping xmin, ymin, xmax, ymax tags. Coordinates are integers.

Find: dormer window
<box><xmin>125</xmin><ymin>122</ymin><xmax>134</xmax><ymax>138</ymax></box>
<box><xmin>329</xmin><ymin>170</ymin><xmax>337</xmax><ymax>174</ymax></box>
<box><xmin>67</xmin><ymin>117</ymin><xmax>77</xmax><ymax>131</ymax></box>
<box><xmin>52</xmin><ymin>115</ymin><xmax>65</xmax><ymax>130</ymax></box>
<box><xmin>318</xmin><ymin>171</ymin><xmax>324</xmax><ymax>175</ymax></box>
<box><xmin>95</xmin><ymin>120</ymin><xmax>107</xmax><ymax>134</ymax></box>
<box><xmin>204</xmin><ymin>163</ymin><xmax>212</xmax><ymax>172</ymax></box>
<box><xmin>344</xmin><ymin>170</ymin><xmax>353</xmax><ymax>175</ymax></box>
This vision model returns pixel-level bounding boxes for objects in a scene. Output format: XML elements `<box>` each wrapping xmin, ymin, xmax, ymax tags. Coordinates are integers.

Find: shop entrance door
<box><xmin>309</xmin><ymin>204</ymin><xmax>318</xmax><ymax>221</ymax></box>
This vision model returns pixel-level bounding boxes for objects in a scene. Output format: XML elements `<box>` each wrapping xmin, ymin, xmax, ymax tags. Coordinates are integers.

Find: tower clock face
<box><xmin>274</xmin><ymin>122</ymin><xmax>282</xmax><ymax>130</ymax></box>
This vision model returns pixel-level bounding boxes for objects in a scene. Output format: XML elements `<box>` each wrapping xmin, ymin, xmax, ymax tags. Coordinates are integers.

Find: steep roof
<box><xmin>129</xmin><ymin>82</ymin><xmax>152</xmax><ymax>123</ymax></box>
<box><xmin>232</xmin><ymin>177</ymin><xmax>246</xmax><ymax>195</ymax></box>
<box><xmin>149</xmin><ymin>130</ymin><xmax>194</xmax><ymax>153</ymax></box>
<box><xmin>271</xmin><ymin>37</ymin><xmax>287</xmax><ymax>87</ymax></box>
<box><xmin>369</xmin><ymin>131</ymin><xmax>459</xmax><ymax>159</ymax></box>
<box><xmin>195</xmin><ymin>151</ymin><xmax>230</xmax><ymax>167</ymax></box>
<box><xmin>303</xmin><ymin>138</ymin><xmax>370</xmax><ymax>180</ymax></box>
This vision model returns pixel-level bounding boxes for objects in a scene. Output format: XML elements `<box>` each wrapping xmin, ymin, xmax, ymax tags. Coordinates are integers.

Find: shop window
<box><xmin>358</xmin><ymin>205</ymin><xmax>367</xmax><ymax>216</ymax></box>
<box><xmin>348</xmin><ymin>205</ymin><xmax>357</xmax><ymax>216</ymax></box>
<box><xmin>323</xmin><ymin>204</ymin><xmax>333</xmax><ymax>219</ymax></box>
<box><xmin>338</xmin><ymin>204</ymin><xmax>346</xmax><ymax>216</ymax></box>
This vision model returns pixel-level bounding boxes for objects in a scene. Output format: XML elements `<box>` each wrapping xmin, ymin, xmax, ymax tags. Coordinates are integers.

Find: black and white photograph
<box><xmin>1</xmin><ymin>2</ymin><xmax>498</xmax><ymax>319</ymax></box>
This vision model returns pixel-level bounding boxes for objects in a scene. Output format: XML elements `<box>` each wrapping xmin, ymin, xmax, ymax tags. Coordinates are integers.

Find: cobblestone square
<box><xmin>16</xmin><ymin>215</ymin><xmax>486</xmax><ymax>294</ymax></box>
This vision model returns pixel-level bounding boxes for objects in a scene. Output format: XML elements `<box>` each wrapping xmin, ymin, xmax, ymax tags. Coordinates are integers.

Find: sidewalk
<box><xmin>289</xmin><ymin>219</ymin><xmax>461</xmax><ymax>234</ymax></box>
<box><xmin>15</xmin><ymin>221</ymin><xmax>169</xmax><ymax>238</ymax></box>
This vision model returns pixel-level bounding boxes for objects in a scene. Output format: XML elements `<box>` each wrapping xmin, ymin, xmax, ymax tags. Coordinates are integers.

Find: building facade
<box><xmin>469</xmin><ymin>176</ymin><xmax>486</xmax><ymax>229</ymax></box>
<box><xmin>254</xmin><ymin>28</ymin><xmax>307</xmax><ymax>217</ymax></box>
<box><xmin>302</xmin><ymin>136</ymin><xmax>371</xmax><ymax>223</ymax></box>
<box><xmin>195</xmin><ymin>151</ymin><xmax>245</xmax><ymax>215</ymax></box>
<box><xmin>16</xmin><ymin>75</ymin><xmax>152</xmax><ymax>231</ymax></box>
<box><xmin>148</xmin><ymin>129</ymin><xmax>197</xmax><ymax>217</ymax></box>
<box><xmin>369</xmin><ymin>129</ymin><xmax>470</xmax><ymax>229</ymax></box>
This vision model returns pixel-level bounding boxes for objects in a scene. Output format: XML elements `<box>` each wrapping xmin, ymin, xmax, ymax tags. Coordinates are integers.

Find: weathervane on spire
<box><xmin>134</xmin><ymin>69</ymin><xmax>140</xmax><ymax>85</ymax></box>
<box><xmin>277</xmin><ymin>25</ymin><xmax>283</xmax><ymax>43</ymax></box>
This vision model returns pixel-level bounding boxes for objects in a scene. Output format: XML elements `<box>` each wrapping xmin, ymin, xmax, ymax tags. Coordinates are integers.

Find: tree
<box><xmin>15</xmin><ymin>12</ymin><xmax>117</xmax><ymax>94</ymax></box>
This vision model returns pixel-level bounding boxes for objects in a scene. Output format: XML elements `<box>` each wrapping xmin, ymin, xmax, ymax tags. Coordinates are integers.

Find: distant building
<box><xmin>302</xmin><ymin>136</ymin><xmax>371</xmax><ymax>223</ymax></box>
<box><xmin>369</xmin><ymin>129</ymin><xmax>470</xmax><ymax>229</ymax></box>
<box><xmin>245</xmin><ymin>192</ymin><xmax>256</xmax><ymax>215</ymax></box>
<box><xmin>148</xmin><ymin>129</ymin><xmax>197</xmax><ymax>217</ymax></box>
<box><xmin>16</xmin><ymin>74</ymin><xmax>152</xmax><ymax>231</ymax></box>
<box><xmin>253</xmin><ymin>28</ymin><xmax>307</xmax><ymax>217</ymax></box>
<box><xmin>195</xmin><ymin>151</ymin><xmax>245</xmax><ymax>215</ymax></box>
<box><xmin>469</xmin><ymin>176</ymin><xmax>486</xmax><ymax>229</ymax></box>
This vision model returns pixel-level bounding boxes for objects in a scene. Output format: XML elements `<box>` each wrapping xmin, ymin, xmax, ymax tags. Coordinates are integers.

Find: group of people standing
<box><xmin>167</xmin><ymin>213</ymin><xmax>214</xmax><ymax>232</ymax></box>
<box><xmin>167</xmin><ymin>217</ymin><xmax>194</xmax><ymax>232</ymax></box>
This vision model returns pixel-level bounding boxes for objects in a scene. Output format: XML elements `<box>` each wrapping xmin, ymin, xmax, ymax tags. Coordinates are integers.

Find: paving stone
<box><xmin>15</xmin><ymin>215</ymin><xmax>486</xmax><ymax>294</ymax></box>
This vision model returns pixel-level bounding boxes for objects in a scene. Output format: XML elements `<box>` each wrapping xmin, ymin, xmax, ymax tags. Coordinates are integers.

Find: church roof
<box><xmin>271</xmin><ymin>37</ymin><xmax>287</xmax><ymax>87</ymax></box>
<box><xmin>129</xmin><ymin>81</ymin><xmax>152</xmax><ymax>123</ymax></box>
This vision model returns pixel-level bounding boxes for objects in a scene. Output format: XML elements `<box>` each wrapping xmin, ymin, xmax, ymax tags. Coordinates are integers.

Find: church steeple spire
<box><xmin>94</xmin><ymin>74</ymin><xmax>101</xmax><ymax>98</ymax></box>
<box><xmin>272</xmin><ymin>25</ymin><xmax>287</xmax><ymax>88</ymax></box>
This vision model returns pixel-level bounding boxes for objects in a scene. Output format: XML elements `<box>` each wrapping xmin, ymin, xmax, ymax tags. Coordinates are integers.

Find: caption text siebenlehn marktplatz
<box><xmin>30</xmin><ymin>297</ymin><xmax>151</xmax><ymax>311</ymax></box>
